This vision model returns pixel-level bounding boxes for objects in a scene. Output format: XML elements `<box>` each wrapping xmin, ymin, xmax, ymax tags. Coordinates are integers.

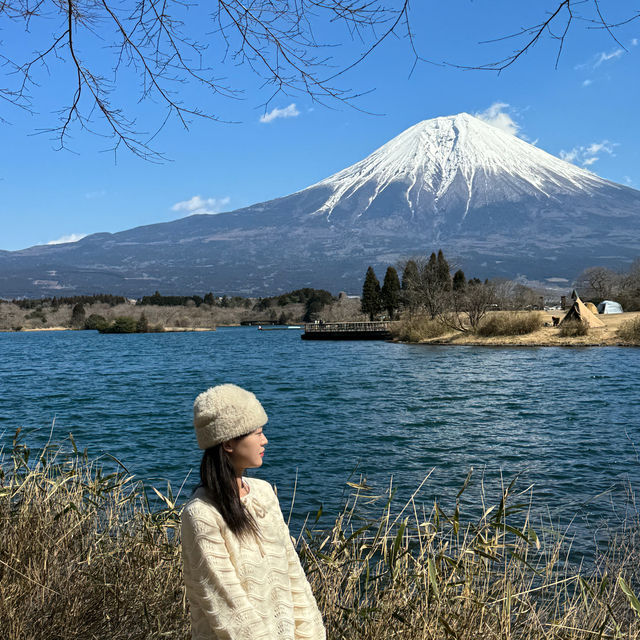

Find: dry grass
<box><xmin>391</xmin><ymin>316</ymin><xmax>448</xmax><ymax>342</ymax></box>
<box><xmin>558</xmin><ymin>320</ymin><xmax>590</xmax><ymax>337</ymax></box>
<box><xmin>2</xmin><ymin>434</ymin><xmax>640</xmax><ymax>639</ymax></box>
<box><xmin>476</xmin><ymin>312</ymin><xmax>543</xmax><ymax>337</ymax></box>
<box><xmin>300</xmin><ymin>474</ymin><xmax>640</xmax><ymax>640</ymax></box>
<box><xmin>617</xmin><ymin>317</ymin><xmax>640</xmax><ymax>344</ymax></box>
<box><xmin>0</xmin><ymin>432</ymin><xmax>187</xmax><ymax>640</ymax></box>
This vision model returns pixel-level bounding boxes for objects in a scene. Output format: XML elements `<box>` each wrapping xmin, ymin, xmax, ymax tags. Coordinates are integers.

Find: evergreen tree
<box><xmin>401</xmin><ymin>259</ymin><xmax>420</xmax><ymax>312</ymax></box>
<box><xmin>453</xmin><ymin>269</ymin><xmax>466</xmax><ymax>291</ymax></box>
<box><xmin>380</xmin><ymin>266</ymin><xmax>401</xmax><ymax>319</ymax></box>
<box><xmin>436</xmin><ymin>250</ymin><xmax>451</xmax><ymax>290</ymax></box>
<box><xmin>361</xmin><ymin>266</ymin><xmax>382</xmax><ymax>320</ymax></box>
<box><xmin>71</xmin><ymin>303</ymin><xmax>86</xmax><ymax>328</ymax></box>
<box><xmin>203</xmin><ymin>292</ymin><xmax>215</xmax><ymax>305</ymax></box>
<box><xmin>401</xmin><ymin>260</ymin><xmax>419</xmax><ymax>291</ymax></box>
<box><xmin>136</xmin><ymin>313</ymin><xmax>149</xmax><ymax>333</ymax></box>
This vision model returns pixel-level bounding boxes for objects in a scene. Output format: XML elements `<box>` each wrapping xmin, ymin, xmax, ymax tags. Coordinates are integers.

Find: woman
<box><xmin>181</xmin><ymin>383</ymin><xmax>326</xmax><ymax>640</ymax></box>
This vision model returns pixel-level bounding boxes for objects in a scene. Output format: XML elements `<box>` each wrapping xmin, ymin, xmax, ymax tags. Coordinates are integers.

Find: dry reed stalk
<box><xmin>1</xmin><ymin>432</ymin><xmax>639</xmax><ymax>639</ymax></box>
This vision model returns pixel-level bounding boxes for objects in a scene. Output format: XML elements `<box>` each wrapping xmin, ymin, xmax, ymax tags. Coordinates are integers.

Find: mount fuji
<box><xmin>2</xmin><ymin>113</ymin><xmax>639</xmax><ymax>297</ymax></box>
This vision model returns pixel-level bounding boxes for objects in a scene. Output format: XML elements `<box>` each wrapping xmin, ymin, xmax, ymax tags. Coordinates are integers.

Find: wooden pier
<box><xmin>301</xmin><ymin>321</ymin><xmax>395</xmax><ymax>340</ymax></box>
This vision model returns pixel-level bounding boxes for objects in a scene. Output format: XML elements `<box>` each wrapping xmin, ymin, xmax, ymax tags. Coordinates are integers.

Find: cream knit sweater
<box><xmin>181</xmin><ymin>477</ymin><xmax>326</xmax><ymax>640</ymax></box>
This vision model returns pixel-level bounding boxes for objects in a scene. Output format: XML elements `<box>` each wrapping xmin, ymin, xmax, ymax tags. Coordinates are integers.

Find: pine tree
<box><xmin>401</xmin><ymin>260</ymin><xmax>419</xmax><ymax>291</ymax></box>
<box><xmin>401</xmin><ymin>260</ymin><xmax>420</xmax><ymax>311</ymax></box>
<box><xmin>136</xmin><ymin>313</ymin><xmax>149</xmax><ymax>333</ymax></box>
<box><xmin>453</xmin><ymin>269</ymin><xmax>466</xmax><ymax>291</ymax></box>
<box><xmin>71</xmin><ymin>303</ymin><xmax>86</xmax><ymax>328</ymax></box>
<box><xmin>361</xmin><ymin>266</ymin><xmax>382</xmax><ymax>320</ymax></box>
<box><xmin>436</xmin><ymin>250</ymin><xmax>451</xmax><ymax>290</ymax></box>
<box><xmin>380</xmin><ymin>266</ymin><xmax>401</xmax><ymax>319</ymax></box>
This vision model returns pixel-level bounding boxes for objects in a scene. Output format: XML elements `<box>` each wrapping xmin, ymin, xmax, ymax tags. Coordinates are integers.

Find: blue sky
<box><xmin>1</xmin><ymin>1</ymin><xmax>638</xmax><ymax>251</ymax></box>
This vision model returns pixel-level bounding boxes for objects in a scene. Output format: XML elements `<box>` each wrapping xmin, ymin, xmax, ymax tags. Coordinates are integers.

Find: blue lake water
<box><xmin>1</xmin><ymin>328</ymin><xmax>639</xmax><ymax>553</ymax></box>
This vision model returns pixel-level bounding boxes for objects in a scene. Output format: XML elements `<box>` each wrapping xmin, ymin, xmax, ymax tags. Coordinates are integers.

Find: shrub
<box><xmin>84</xmin><ymin>313</ymin><xmax>108</xmax><ymax>331</ymax></box>
<box><xmin>617</xmin><ymin>317</ymin><xmax>640</xmax><ymax>343</ymax></box>
<box><xmin>476</xmin><ymin>311</ymin><xmax>543</xmax><ymax>336</ymax></box>
<box><xmin>136</xmin><ymin>313</ymin><xmax>149</xmax><ymax>333</ymax></box>
<box><xmin>558</xmin><ymin>319</ymin><xmax>589</xmax><ymax>337</ymax></box>
<box><xmin>25</xmin><ymin>308</ymin><xmax>47</xmax><ymax>323</ymax></box>
<box><xmin>391</xmin><ymin>315</ymin><xmax>447</xmax><ymax>342</ymax></box>
<box><xmin>100</xmin><ymin>316</ymin><xmax>138</xmax><ymax>333</ymax></box>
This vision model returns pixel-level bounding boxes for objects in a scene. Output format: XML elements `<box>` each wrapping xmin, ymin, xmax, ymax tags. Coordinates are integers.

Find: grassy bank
<box><xmin>392</xmin><ymin>310</ymin><xmax>640</xmax><ymax>346</ymax></box>
<box><xmin>1</xmin><ymin>435</ymin><xmax>639</xmax><ymax>639</ymax></box>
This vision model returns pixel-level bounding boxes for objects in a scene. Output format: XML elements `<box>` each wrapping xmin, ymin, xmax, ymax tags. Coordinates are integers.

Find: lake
<box><xmin>1</xmin><ymin>328</ymin><xmax>638</xmax><ymax>553</ymax></box>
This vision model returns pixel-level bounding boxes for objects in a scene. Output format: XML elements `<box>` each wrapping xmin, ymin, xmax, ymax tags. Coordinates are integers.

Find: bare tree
<box><xmin>1</xmin><ymin>0</ymin><xmax>414</xmax><ymax>160</ymax></box>
<box><xmin>2</xmin><ymin>1</ymin><xmax>636</xmax><ymax>158</ymax></box>
<box><xmin>452</xmin><ymin>1</ymin><xmax>639</xmax><ymax>72</ymax></box>
<box><xmin>574</xmin><ymin>266</ymin><xmax>620</xmax><ymax>302</ymax></box>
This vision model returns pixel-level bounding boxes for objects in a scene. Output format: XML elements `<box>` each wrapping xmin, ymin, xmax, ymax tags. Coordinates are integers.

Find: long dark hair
<box><xmin>199</xmin><ymin>440</ymin><xmax>260</xmax><ymax>539</ymax></box>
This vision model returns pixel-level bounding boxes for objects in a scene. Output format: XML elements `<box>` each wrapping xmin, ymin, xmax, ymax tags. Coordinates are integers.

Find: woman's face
<box><xmin>224</xmin><ymin>426</ymin><xmax>268</xmax><ymax>473</ymax></box>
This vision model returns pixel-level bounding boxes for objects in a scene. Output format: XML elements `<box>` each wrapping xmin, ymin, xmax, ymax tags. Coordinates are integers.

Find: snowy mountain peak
<box><xmin>311</xmin><ymin>113</ymin><xmax>612</xmax><ymax>222</ymax></box>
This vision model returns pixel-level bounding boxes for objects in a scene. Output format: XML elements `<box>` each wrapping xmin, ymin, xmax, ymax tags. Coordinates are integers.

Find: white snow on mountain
<box><xmin>309</xmin><ymin>113</ymin><xmax>614</xmax><ymax>221</ymax></box>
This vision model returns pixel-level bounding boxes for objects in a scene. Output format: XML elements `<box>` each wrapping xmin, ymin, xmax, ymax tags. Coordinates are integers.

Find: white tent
<box><xmin>597</xmin><ymin>300</ymin><xmax>623</xmax><ymax>314</ymax></box>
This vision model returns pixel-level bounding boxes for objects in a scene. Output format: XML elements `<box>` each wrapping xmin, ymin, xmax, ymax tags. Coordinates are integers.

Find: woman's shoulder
<box><xmin>245</xmin><ymin>476</ymin><xmax>277</xmax><ymax>498</ymax></box>
<box><xmin>182</xmin><ymin>488</ymin><xmax>223</xmax><ymax>524</ymax></box>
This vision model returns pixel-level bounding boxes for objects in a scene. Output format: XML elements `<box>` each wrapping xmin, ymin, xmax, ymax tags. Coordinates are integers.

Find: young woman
<box><xmin>181</xmin><ymin>383</ymin><xmax>326</xmax><ymax>640</ymax></box>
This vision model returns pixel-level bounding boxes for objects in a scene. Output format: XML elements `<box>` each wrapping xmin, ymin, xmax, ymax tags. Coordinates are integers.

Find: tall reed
<box><xmin>1</xmin><ymin>433</ymin><xmax>639</xmax><ymax>639</ymax></box>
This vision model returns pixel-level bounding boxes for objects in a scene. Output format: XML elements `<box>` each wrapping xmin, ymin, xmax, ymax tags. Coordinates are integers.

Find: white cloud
<box><xmin>594</xmin><ymin>48</ymin><xmax>624</xmax><ymax>67</ymax></box>
<box><xmin>47</xmin><ymin>233</ymin><xmax>87</xmax><ymax>245</ymax></box>
<box><xmin>259</xmin><ymin>103</ymin><xmax>300</xmax><ymax>124</ymax></box>
<box><xmin>171</xmin><ymin>195</ymin><xmax>231</xmax><ymax>215</ymax></box>
<box><xmin>582</xmin><ymin>79</ymin><xmax>593</xmax><ymax>87</ymax></box>
<box><xmin>624</xmin><ymin>176</ymin><xmax>634</xmax><ymax>185</ymax></box>
<box><xmin>560</xmin><ymin>140</ymin><xmax>617</xmax><ymax>167</ymax></box>
<box><xmin>631</xmin><ymin>39</ymin><xmax>638</xmax><ymax>46</ymax></box>
<box><xmin>85</xmin><ymin>190</ymin><xmax>106</xmax><ymax>199</ymax></box>
<box><xmin>474</xmin><ymin>103</ymin><xmax>520</xmax><ymax>136</ymax></box>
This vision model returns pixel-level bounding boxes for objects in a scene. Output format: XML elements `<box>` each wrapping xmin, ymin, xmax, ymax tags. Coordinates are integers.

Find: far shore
<box><xmin>1</xmin><ymin>325</ymin><xmax>219</xmax><ymax>333</ymax></box>
<box><xmin>400</xmin><ymin>310</ymin><xmax>640</xmax><ymax>347</ymax></box>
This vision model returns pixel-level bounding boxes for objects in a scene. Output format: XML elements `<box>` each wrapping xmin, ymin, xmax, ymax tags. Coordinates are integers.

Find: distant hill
<box><xmin>2</xmin><ymin>113</ymin><xmax>639</xmax><ymax>297</ymax></box>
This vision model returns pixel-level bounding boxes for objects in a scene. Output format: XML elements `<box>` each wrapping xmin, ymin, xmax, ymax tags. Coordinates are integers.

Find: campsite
<box><xmin>412</xmin><ymin>304</ymin><xmax>640</xmax><ymax>347</ymax></box>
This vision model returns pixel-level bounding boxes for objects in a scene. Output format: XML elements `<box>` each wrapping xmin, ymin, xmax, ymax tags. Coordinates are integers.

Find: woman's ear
<box><xmin>222</xmin><ymin>440</ymin><xmax>234</xmax><ymax>453</ymax></box>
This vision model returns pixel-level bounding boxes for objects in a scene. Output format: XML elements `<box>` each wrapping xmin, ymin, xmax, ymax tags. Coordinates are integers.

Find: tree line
<box><xmin>360</xmin><ymin>250</ymin><xmax>527</xmax><ymax>332</ymax></box>
<box><xmin>574</xmin><ymin>261</ymin><xmax>640</xmax><ymax>311</ymax></box>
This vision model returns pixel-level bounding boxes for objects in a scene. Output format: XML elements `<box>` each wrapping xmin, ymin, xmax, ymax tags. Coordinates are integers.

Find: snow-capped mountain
<box><xmin>1</xmin><ymin>113</ymin><xmax>639</xmax><ymax>297</ymax></box>
<box><xmin>311</xmin><ymin>113</ymin><xmax>610</xmax><ymax>223</ymax></box>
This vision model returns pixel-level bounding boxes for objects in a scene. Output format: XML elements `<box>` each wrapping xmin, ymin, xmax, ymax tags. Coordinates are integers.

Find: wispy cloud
<box><xmin>259</xmin><ymin>103</ymin><xmax>300</xmax><ymax>123</ymax></box>
<box><xmin>560</xmin><ymin>140</ymin><xmax>617</xmax><ymax>167</ymax></box>
<box><xmin>631</xmin><ymin>38</ymin><xmax>638</xmax><ymax>46</ymax></box>
<box><xmin>582</xmin><ymin>79</ymin><xmax>593</xmax><ymax>87</ymax></box>
<box><xmin>171</xmin><ymin>195</ymin><xmax>231</xmax><ymax>215</ymax></box>
<box><xmin>575</xmin><ymin>47</ymin><xmax>626</xmax><ymax>71</ymax></box>
<box><xmin>594</xmin><ymin>48</ymin><xmax>625</xmax><ymax>67</ymax></box>
<box><xmin>47</xmin><ymin>233</ymin><xmax>87</xmax><ymax>245</ymax></box>
<box><xmin>474</xmin><ymin>102</ymin><xmax>521</xmax><ymax>136</ymax></box>
<box><xmin>85</xmin><ymin>190</ymin><xmax>106</xmax><ymax>200</ymax></box>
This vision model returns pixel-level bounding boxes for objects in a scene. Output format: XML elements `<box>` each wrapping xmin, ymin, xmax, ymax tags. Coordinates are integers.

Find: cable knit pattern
<box><xmin>181</xmin><ymin>477</ymin><xmax>326</xmax><ymax>640</ymax></box>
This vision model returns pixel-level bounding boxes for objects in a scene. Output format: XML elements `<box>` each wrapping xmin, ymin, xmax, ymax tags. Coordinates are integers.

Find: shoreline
<box><xmin>395</xmin><ymin>310</ymin><xmax>640</xmax><ymax>347</ymax></box>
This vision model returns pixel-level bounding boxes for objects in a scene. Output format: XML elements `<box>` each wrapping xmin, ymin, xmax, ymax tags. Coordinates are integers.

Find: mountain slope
<box><xmin>2</xmin><ymin>113</ymin><xmax>639</xmax><ymax>297</ymax></box>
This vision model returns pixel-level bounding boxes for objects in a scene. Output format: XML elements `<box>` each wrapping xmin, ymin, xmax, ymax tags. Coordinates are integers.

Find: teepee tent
<box><xmin>560</xmin><ymin>296</ymin><xmax>605</xmax><ymax>327</ymax></box>
<box><xmin>585</xmin><ymin>302</ymin><xmax>598</xmax><ymax>314</ymax></box>
<box><xmin>597</xmin><ymin>300</ymin><xmax>623</xmax><ymax>314</ymax></box>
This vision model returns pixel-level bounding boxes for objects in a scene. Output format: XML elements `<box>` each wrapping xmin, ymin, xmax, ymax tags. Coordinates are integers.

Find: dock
<box><xmin>301</xmin><ymin>321</ymin><xmax>395</xmax><ymax>340</ymax></box>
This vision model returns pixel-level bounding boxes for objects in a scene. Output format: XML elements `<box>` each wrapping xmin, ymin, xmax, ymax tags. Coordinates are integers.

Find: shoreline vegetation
<box><xmin>1</xmin><ymin>434</ymin><xmax>639</xmax><ymax>639</ymax></box>
<box><xmin>391</xmin><ymin>310</ymin><xmax>640</xmax><ymax>347</ymax></box>
<box><xmin>2</xmin><ymin>251</ymin><xmax>640</xmax><ymax>345</ymax></box>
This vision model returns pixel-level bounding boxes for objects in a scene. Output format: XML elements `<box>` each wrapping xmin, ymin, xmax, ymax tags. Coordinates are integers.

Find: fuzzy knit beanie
<box><xmin>193</xmin><ymin>384</ymin><xmax>268</xmax><ymax>450</ymax></box>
